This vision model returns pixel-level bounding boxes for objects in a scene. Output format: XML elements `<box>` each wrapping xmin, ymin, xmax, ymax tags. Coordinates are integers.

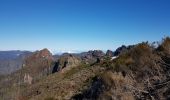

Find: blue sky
<box><xmin>0</xmin><ymin>0</ymin><xmax>170</xmax><ymax>51</ymax></box>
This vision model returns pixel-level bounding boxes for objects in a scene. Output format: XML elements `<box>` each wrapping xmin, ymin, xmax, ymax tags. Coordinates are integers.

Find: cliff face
<box><xmin>25</xmin><ymin>48</ymin><xmax>53</xmax><ymax>65</ymax></box>
<box><xmin>23</xmin><ymin>49</ymin><xmax>54</xmax><ymax>80</ymax></box>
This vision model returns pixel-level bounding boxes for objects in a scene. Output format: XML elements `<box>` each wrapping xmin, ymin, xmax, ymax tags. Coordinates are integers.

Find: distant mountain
<box><xmin>76</xmin><ymin>50</ymin><xmax>105</xmax><ymax>64</ymax></box>
<box><xmin>113</xmin><ymin>45</ymin><xmax>134</xmax><ymax>56</ymax></box>
<box><xmin>52</xmin><ymin>50</ymin><xmax>84</xmax><ymax>55</ymax></box>
<box><xmin>0</xmin><ymin>50</ymin><xmax>27</xmax><ymax>60</ymax></box>
<box><xmin>0</xmin><ymin>51</ymin><xmax>32</xmax><ymax>75</ymax></box>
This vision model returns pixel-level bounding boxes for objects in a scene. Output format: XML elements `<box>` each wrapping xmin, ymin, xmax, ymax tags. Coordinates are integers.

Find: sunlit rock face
<box><xmin>23</xmin><ymin>48</ymin><xmax>54</xmax><ymax>80</ymax></box>
<box><xmin>25</xmin><ymin>48</ymin><xmax>53</xmax><ymax>63</ymax></box>
<box><xmin>24</xmin><ymin>73</ymin><xmax>33</xmax><ymax>85</ymax></box>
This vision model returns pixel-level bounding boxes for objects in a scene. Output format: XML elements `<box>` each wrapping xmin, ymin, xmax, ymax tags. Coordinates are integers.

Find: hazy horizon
<box><xmin>0</xmin><ymin>0</ymin><xmax>170</xmax><ymax>51</ymax></box>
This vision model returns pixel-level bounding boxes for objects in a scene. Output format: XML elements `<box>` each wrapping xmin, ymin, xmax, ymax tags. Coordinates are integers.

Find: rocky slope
<box><xmin>72</xmin><ymin>38</ymin><xmax>170</xmax><ymax>100</ymax></box>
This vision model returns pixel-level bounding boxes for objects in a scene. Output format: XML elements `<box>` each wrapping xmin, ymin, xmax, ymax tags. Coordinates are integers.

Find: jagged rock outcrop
<box><xmin>106</xmin><ymin>50</ymin><xmax>114</xmax><ymax>57</ymax></box>
<box><xmin>114</xmin><ymin>45</ymin><xmax>134</xmax><ymax>56</ymax></box>
<box><xmin>23</xmin><ymin>48</ymin><xmax>54</xmax><ymax>80</ymax></box>
<box><xmin>80</xmin><ymin>50</ymin><xmax>105</xmax><ymax>64</ymax></box>
<box><xmin>25</xmin><ymin>48</ymin><xmax>53</xmax><ymax>64</ymax></box>
<box><xmin>91</xmin><ymin>50</ymin><xmax>105</xmax><ymax>58</ymax></box>
<box><xmin>24</xmin><ymin>73</ymin><xmax>33</xmax><ymax>84</ymax></box>
<box><xmin>52</xmin><ymin>53</ymin><xmax>81</xmax><ymax>73</ymax></box>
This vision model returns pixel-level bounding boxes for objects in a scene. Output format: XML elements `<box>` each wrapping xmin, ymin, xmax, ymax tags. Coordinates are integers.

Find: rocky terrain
<box><xmin>0</xmin><ymin>37</ymin><xmax>170</xmax><ymax>100</ymax></box>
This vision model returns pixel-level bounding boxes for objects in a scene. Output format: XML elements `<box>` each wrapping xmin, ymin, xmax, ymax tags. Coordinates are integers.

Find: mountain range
<box><xmin>0</xmin><ymin>37</ymin><xmax>170</xmax><ymax>100</ymax></box>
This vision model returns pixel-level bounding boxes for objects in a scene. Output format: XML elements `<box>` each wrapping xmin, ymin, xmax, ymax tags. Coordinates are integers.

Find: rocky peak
<box><xmin>114</xmin><ymin>45</ymin><xmax>134</xmax><ymax>56</ymax></box>
<box><xmin>33</xmin><ymin>48</ymin><xmax>53</xmax><ymax>60</ymax></box>
<box><xmin>92</xmin><ymin>50</ymin><xmax>105</xmax><ymax>58</ymax></box>
<box><xmin>24</xmin><ymin>48</ymin><xmax>54</xmax><ymax>66</ymax></box>
<box><xmin>79</xmin><ymin>50</ymin><xmax>105</xmax><ymax>64</ymax></box>
<box><xmin>106</xmin><ymin>50</ymin><xmax>113</xmax><ymax>57</ymax></box>
<box><xmin>52</xmin><ymin>54</ymin><xmax>81</xmax><ymax>73</ymax></box>
<box><xmin>23</xmin><ymin>48</ymin><xmax>54</xmax><ymax>78</ymax></box>
<box><xmin>82</xmin><ymin>50</ymin><xmax>105</xmax><ymax>58</ymax></box>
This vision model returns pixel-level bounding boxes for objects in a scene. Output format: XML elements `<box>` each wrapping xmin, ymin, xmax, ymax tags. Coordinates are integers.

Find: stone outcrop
<box><xmin>24</xmin><ymin>73</ymin><xmax>33</xmax><ymax>85</ymax></box>
<box><xmin>80</xmin><ymin>50</ymin><xmax>105</xmax><ymax>64</ymax></box>
<box><xmin>25</xmin><ymin>48</ymin><xmax>53</xmax><ymax>63</ymax></box>
<box><xmin>52</xmin><ymin>53</ymin><xmax>81</xmax><ymax>73</ymax></box>
<box><xmin>106</xmin><ymin>50</ymin><xmax>113</xmax><ymax>57</ymax></box>
<box><xmin>23</xmin><ymin>48</ymin><xmax>54</xmax><ymax>80</ymax></box>
<box><xmin>114</xmin><ymin>45</ymin><xmax>134</xmax><ymax>56</ymax></box>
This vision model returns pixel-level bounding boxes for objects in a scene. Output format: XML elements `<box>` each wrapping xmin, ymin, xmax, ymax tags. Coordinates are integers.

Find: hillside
<box><xmin>0</xmin><ymin>37</ymin><xmax>170</xmax><ymax>100</ymax></box>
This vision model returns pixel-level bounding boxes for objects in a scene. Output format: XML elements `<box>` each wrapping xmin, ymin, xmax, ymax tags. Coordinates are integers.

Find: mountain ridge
<box><xmin>0</xmin><ymin>37</ymin><xmax>170</xmax><ymax>100</ymax></box>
